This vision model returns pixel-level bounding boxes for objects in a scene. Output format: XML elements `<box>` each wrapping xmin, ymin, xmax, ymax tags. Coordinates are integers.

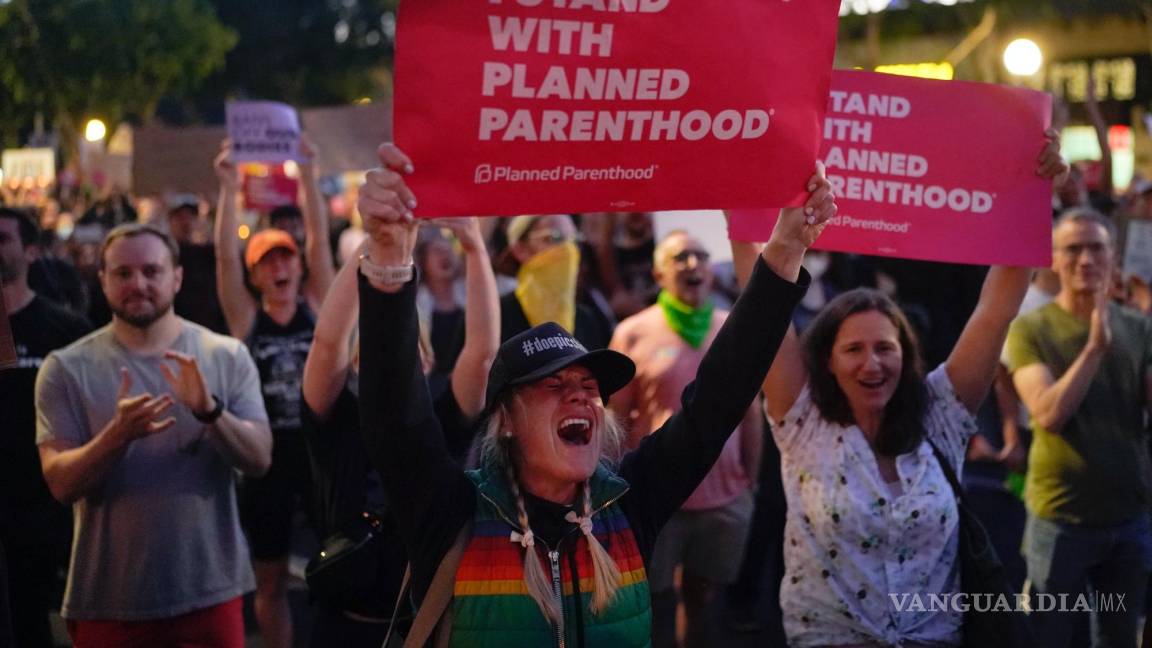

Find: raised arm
<box><xmin>437</xmin><ymin>217</ymin><xmax>500</xmax><ymax>419</ymax></box>
<box><xmin>302</xmin><ymin>250</ymin><xmax>361</xmax><ymax>420</ymax></box>
<box><xmin>728</xmin><ymin>221</ymin><xmax>806</xmax><ymax>423</ymax></box>
<box><xmin>944</xmin><ymin>266</ymin><xmax>1031</xmax><ymax>412</ymax></box>
<box><xmin>356</xmin><ymin>144</ymin><xmax>475</xmax><ymax>567</ymax></box>
<box><xmin>1085</xmin><ymin>74</ymin><xmax>1114</xmax><ymax>201</ymax></box>
<box><xmin>213</xmin><ymin>143</ymin><xmax>257</xmax><ymax>338</ymax></box>
<box><xmin>298</xmin><ymin>134</ymin><xmax>336</xmax><ymax>310</ymax></box>
<box><xmin>946</xmin><ymin>130</ymin><xmax>1069</xmax><ymax>412</ymax></box>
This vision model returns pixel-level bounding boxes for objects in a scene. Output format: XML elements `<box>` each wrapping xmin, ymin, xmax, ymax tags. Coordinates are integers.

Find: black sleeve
<box><xmin>358</xmin><ymin>273</ymin><xmax>476</xmax><ymax>601</ymax></box>
<box><xmin>618</xmin><ymin>258</ymin><xmax>807</xmax><ymax>553</ymax></box>
<box><xmin>433</xmin><ymin>388</ymin><xmax>480</xmax><ymax>463</ymax></box>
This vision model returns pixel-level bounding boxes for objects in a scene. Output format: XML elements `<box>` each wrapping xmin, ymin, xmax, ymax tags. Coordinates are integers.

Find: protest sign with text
<box><xmin>2</xmin><ymin>148</ymin><xmax>56</xmax><ymax>186</ymax></box>
<box><xmin>226</xmin><ymin>101</ymin><xmax>302</xmax><ymax>164</ymax></box>
<box><xmin>1124</xmin><ymin>220</ymin><xmax>1152</xmax><ymax>282</ymax></box>
<box><xmin>243</xmin><ymin>172</ymin><xmax>300</xmax><ymax>212</ymax></box>
<box><xmin>730</xmin><ymin>70</ymin><xmax>1054</xmax><ymax>267</ymax></box>
<box><xmin>394</xmin><ymin>0</ymin><xmax>840</xmax><ymax>217</ymax></box>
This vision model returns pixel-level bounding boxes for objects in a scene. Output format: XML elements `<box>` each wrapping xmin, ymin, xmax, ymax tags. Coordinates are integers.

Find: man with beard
<box><xmin>0</xmin><ymin>207</ymin><xmax>90</xmax><ymax>647</ymax></box>
<box><xmin>609</xmin><ymin>230</ymin><xmax>762</xmax><ymax>648</ymax></box>
<box><xmin>35</xmin><ymin>224</ymin><xmax>271</xmax><ymax>648</ymax></box>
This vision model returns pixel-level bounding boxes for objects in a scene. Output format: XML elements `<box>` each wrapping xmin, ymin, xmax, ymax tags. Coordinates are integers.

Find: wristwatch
<box><xmin>359</xmin><ymin>253</ymin><xmax>414</xmax><ymax>285</ymax></box>
<box><xmin>193</xmin><ymin>394</ymin><xmax>224</xmax><ymax>424</ymax></box>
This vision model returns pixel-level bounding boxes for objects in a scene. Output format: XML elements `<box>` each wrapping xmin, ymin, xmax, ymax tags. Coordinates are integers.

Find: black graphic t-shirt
<box><xmin>0</xmin><ymin>296</ymin><xmax>91</xmax><ymax>529</ymax></box>
<box><xmin>247</xmin><ymin>304</ymin><xmax>315</xmax><ymax>433</ymax></box>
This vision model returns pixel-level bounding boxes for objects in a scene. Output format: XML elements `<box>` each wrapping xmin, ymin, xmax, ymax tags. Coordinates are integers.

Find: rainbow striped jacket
<box><xmin>446</xmin><ymin>464</ymin><xmax>653</xmax><ymax>648</ymax></box>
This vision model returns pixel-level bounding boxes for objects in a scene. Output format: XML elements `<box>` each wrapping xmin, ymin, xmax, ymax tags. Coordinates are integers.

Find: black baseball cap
<box><xmin>484</xmin><ymin>322</ymin><xmax>635</xmax><ymax>415</ymax></box>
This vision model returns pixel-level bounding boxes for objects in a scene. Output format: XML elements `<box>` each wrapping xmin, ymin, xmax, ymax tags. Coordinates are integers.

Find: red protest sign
<box><xmin>730</xmin><ymin>70</ymin><xmax>1053</xmax><ymax>267</ymax></box>
<box><xmin>394</xmin><ymin>0</ymin><xmax>841</xmax><ymax>218</ymax></box>
<box><xmin>243</xmin><ymin>172</ymin><xmax>300</xmax><ymax>212</ymax></box>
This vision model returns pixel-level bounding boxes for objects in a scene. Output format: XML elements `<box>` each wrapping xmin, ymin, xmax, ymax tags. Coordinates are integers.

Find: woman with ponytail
<box><xmin>355</xmin><ymin>143</ymin><xmax>835</xmax><ymax>647</ymax></box>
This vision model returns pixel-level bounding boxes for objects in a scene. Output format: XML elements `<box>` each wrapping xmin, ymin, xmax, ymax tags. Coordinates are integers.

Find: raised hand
<box><xmin>771</xmin><ymin>161</ymin><xmax>836</xmax><ymax>252</ymax></box>
<box><xmin>160</xmin><ymin>351</ymin><xmax>215</xmax><ymax>417</ymax></box>
<box><xmin>298</xmin><ymin>132</ymin><xmax>319</xmax><ymax>175</ymax></box>
<box><xmin>359</xmin><ymin>143</ymin><xmax>419</xmax><ymax>266</ymax></box>
<box><xmin>110</xmin><ymin>368</ymin><xmax>176</xmax><ymax>444</ymax></box>
<box><xmin>1037</xmin><ymin>128</ymin><xmax>1070</xmax><ymax>185</ymax></box>
<box><xmin>430</xmin><ymin>217</ymin><xmax>484</xmax><ymax>254</ymax></box>
<box><xmin>214</xmin><ymin>141</ymin><xmax>240</xmax><ymax>192</ymax></box>
<box><xmin>1087</xmin><ymin>289</ymin><xmax>1113</xmax><ymax>353</ymax></box>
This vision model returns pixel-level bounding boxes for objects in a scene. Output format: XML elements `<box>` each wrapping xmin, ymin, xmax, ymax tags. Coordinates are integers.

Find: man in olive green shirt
<box><xmin>1007</xmin><ymin>208</ymin><xmax>1152</xmax><ymax>648</ymax></box>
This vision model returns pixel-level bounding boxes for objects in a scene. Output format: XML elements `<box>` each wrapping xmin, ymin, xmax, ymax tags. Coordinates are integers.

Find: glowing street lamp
<box><xmin>1003</xmin><ymin>39</ymin><xmax>1043</xmax><ymax>77</ymax></box>
<box><xmin>84</xmin><ymin>119</ymin><xmax>107</xmax><ymax>142</ymax></box>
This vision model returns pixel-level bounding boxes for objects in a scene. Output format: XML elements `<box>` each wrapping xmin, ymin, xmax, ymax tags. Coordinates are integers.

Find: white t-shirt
<box><xmin>36</xmin><ymin>320</ymin><xmax>266</xmax><ymax>620</ymax></box>
<box><xmin>773</xmin><ymin>366</ymin><xmax>977</xmax><ymax>647</ymax></box>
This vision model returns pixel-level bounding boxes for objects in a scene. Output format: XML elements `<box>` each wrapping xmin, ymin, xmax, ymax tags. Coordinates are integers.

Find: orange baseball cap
<box><xmin>245</xmin><ymin>228</ymin><xmax>299</xmax><ymax>270</ymax></box>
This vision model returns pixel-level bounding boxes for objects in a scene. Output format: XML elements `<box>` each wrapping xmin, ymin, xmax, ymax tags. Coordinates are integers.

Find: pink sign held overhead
<box><xmin>393</xmin><ymin>0</ymin><xmax>841</xmax><ymax>218</ymax></box>
<box><xmin>243</xmin><ymin>173</ymin><xmax>300</xmax><ymax>212</ymax></box>
<box><xmin>730</xmin><ymin>70</ymin><xmax>1054</xmax><ymax>268</ymax></box>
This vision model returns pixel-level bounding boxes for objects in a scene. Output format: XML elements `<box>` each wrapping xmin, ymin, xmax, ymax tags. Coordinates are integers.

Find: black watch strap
<box><xmin>193</xmin><ymin>395</ymin><xmax>224</xmax><ymax>424</ymax></box>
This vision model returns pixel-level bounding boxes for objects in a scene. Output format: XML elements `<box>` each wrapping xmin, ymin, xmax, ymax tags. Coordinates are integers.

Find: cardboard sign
<box><xmin>243</xmin><ymin>172</ymin><xmax>300</xmax><ymax>212</ymax></box>
<box><xmin>394</xmin><ymin>0</ymin><xmax>841</xmax><ymax>217</ymax></box>
<box><xmin>730</xmin><ymin>70</ymin><xmax>1054</xmax><ymax>267</ymax></box>
<box><xmin>2</xmin><ymin>148</ymin><xmax>56</xmax><ymax>186</ymax></box>
<box><xmin>226</xmin><ymin>101</ymin><xmax>302</xmax><ymax>163</ymax></box>
<box><xmin>1123</xmin><ymin>220</ymin><xmax>1152</xmax><ymax>282</ymax></box>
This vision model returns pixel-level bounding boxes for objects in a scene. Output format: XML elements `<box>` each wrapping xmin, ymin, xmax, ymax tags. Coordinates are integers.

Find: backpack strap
<box><xmin>385</xmin><ymin>520</ymin><xmax>472</xmax><ymax>648</ymax></box>
<box><xmin>925</xmin><ymin>438</ymin><xmax>963</xmax><ymax>501</ymax></box>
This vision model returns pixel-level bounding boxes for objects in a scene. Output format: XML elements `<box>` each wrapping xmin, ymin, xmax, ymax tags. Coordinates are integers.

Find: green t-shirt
<box><xmin>1006</xmin><ymin>302</ymin><xmax>1152</xmax><ymax>526</ymax></box>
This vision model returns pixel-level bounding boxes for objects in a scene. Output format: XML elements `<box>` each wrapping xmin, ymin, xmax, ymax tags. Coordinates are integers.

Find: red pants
<box><xmin>67</xmin><ymin>596</ymin><xmax>244</xmax><ymax>648</ymax></box>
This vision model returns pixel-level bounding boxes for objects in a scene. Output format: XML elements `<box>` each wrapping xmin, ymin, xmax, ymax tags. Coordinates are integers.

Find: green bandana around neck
<box><xmin>657</xmin><ymin>289</ymin><xmax>714</xmax><ymax>349</ymax></box>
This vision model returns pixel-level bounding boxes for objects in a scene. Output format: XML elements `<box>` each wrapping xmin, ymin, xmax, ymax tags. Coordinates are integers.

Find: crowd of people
<box><xmin>1</xmin><ymin>111</ymin><xmax>1151</xmax><ymax>648</ymax></box>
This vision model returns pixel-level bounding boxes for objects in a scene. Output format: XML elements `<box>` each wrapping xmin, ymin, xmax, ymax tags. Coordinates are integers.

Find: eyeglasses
<box><xmin>1056</xmin><ymin>242</ymin><xmax>1109</xmax><ymax>258</ymax></box>
<box><xmin>670</xmin><ymin>250</ymin><xmax>710</xmax><ymax>266</ymax></box>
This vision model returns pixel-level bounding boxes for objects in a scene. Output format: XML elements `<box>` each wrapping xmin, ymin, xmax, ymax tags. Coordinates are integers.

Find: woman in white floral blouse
<box><xmin>729</xmin><ymin>132</ymin><xmax>1067</xmax><ymax>647</ymax></box>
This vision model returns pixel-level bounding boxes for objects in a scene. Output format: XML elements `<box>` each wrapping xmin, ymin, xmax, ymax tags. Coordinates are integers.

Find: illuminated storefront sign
<box><xmin>1047</xmin><ymin>57</ymin><xmax>1137</xmax><ymax>103</ymax></box>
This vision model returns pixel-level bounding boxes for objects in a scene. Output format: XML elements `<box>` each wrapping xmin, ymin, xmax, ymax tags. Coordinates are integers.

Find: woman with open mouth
<box><xmin>733</xmin><ymin>131</ymin><xmax>1068</xmax><ymax>648</ymax></box>
<box><xmin>353</xmin><ymin>141</ymin><xmax>834</xmax><ymax>647</ymax></box>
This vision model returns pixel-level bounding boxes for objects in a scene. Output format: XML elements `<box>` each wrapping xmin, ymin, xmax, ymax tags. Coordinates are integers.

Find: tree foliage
<box><xmin>175</xmin><ymin>0</ymin><xmax>398</xmax><ymax>124</ymax></box>
<box><xmin>0</xmin><ymin>0</ymin><xmax>236</xmax><ymax>146</ymax></box>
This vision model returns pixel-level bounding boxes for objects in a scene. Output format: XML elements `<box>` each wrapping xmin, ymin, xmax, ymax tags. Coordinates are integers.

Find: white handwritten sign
<box><xmin>226</xmin><ymin>101</ymin><xmax>302</xmax><ymax>163</ymax></box>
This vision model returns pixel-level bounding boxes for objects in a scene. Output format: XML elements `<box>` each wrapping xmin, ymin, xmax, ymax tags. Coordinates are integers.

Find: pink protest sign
<box><xmin>243</xmin><ymin>173</ymin><xmax>300</xmax><ymax>212</ymax></box>
<box><xmin>730</xmin><ymin>70</ymin><xmax>1054</xmax><ymax>267</ymax></box>
<box><xmin>393</xmin><ymin>0</ymin><xmax>840</xmax><ymax>218</ymax></box>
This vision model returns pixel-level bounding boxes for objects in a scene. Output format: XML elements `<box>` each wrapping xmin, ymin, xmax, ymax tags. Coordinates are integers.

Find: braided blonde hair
<box><xmin>505</xmin><ymin>463</ymin><xmax>562</xmax><ymax>623</ymax></box>
<box><xmin>579</xmin><ymin>480</ymin><xmax>623</xmax><ymax>614</ymax></box>
<box><xmin>480</xmin><ymin>392</ymin><xmax>627</xmax><ymax>619</ymax></box>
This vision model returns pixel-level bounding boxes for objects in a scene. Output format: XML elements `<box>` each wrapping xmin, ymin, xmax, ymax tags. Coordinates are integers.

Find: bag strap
<box><xmin>385</xmin><ymin>520</ymin><xmax>471</xmax><ymax>648</ymax></box>
<box><xmin>925</xmin><ymin>438</ymin><xmax>964</xmax><ymax>502</ymax></box>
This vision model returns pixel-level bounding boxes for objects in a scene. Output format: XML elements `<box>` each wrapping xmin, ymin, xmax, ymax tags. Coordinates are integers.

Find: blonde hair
<box><xmin>480</xmin><ymin>393</ymin><xmax>627</xmax><ymax>620</ymax></box>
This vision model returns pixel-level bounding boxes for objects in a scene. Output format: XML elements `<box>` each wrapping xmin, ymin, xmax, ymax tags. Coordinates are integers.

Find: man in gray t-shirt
<box><xmin>35</xmin><ymin>224</ymin><xmax>271</xmax><ymax>647</ymax></box>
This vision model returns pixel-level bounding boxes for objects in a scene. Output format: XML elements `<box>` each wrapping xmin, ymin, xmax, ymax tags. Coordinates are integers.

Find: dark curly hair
<box><xmin>802</xmin><ymin>288</ymin><xmax>926</xmax><ymax>456</ymax></box>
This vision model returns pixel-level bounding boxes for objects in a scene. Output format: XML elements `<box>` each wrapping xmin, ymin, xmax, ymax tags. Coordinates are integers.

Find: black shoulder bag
<box><xmin>306</xmin><ymin>509</ymin><xmax>405</xmax><ymax>618</ymax></box>
<box><xmin>926</xmin><ymin>440</ymin><xmax>1037</xmax><ymax>648</ymax></box>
